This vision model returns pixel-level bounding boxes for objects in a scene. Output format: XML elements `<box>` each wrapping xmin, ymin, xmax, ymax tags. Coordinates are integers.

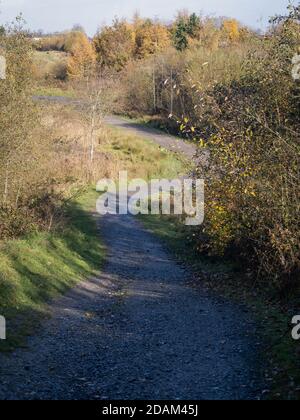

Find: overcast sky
<box><xmin>0</xmin><ymin>0</ymin><xmax>291</xmax><ymax>35</ymax></box>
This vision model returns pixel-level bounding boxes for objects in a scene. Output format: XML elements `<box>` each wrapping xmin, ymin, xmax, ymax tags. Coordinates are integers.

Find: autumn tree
<box><xmin>0</xmin><ymin>17</ymin><xmax>58</xmax><ymax>238</ymax></box>
<box><xmin>134</xmin><ymin>19</ymin><xmax>171</xmax><ymax>59</ymax></box>
<box><xmin>66</xmin><ymin>31</ymin><xmax>96</xmax><ymax>79</ymax></box>
<box><xmin>221</xmin><ymin>19</ymin><xmax>240</xmax><ymax>42</ymax></box>
<box><xmin>0</xmin><ymin>18</ymin><xmax>36</xmax><ymax>208</ymax></box>
<box><xmin>93</xmin><ymin>19</ymin><xmax>135</xmax><ymax>71</ymax></box>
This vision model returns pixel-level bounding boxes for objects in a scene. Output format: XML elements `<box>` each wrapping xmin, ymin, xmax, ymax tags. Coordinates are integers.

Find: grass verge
<box><xmin>102</xmin><ymin>125</ymin><xmax>189</xmax><ymax>180</ymax></box>
<box><xmin>32</xmin><ymin>86</ymin><xmax>77</xmax><ymax>98</ymax></box>
<box><xmin>0</xmin><ymin>189</ymin><xmax>104</xmax><ymax>352</ymax></box>
<box><xmin>0</xmin><ymin>118</ymin><xmax>187</xmax><ymax>352</ymax></box>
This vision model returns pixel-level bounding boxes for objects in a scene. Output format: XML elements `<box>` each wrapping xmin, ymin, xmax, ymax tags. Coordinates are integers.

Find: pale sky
<box><xmin>0</xmin><ymin>0</ymin><xmax>292</xmax><ymax>35</ymax></box>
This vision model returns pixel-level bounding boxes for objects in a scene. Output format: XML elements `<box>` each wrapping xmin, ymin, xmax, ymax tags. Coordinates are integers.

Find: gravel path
<box><xmin>33</xmin><ymin>96</ymin><xmax>199</xmax><ymax>161</ymax></box>
<box><xmin>0</xmin><ymin>211</ymin><xmax>264</xmax><ymax>400</ymax></box>
<box><xmin>0</xmin><ymin>102</ymin><xmax>264</xmax><ymax>399</ymax></box>
<box><xmin>104</xmin><ymin>116</ymin><xmax>197</xmax><ymax>160</ymax></box>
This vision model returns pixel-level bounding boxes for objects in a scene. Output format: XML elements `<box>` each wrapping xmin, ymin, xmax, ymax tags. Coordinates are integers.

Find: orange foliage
<box><xmin>93</xmin><ymin>20</ymin><xmax>135</xmax><ymax>71</ymax></box>
<box><xmin>134</xmin><ymin>20</ymin><xmax>171</xmax><ymax>59</ymax></box>
<box><xmin>66</xmin><ymin>32</ymin><xmax>96</xmax><ymax>79</ymax></box>
<box><xmin>222</xmin><ymin>19</ymin><xmax>240</xmax><ymax>42</ymax></box>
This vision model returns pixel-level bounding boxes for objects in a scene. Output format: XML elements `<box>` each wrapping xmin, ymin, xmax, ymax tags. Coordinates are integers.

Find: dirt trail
<box><xmin>0</xmin><ymin>102</ymin><xmax>264</xmax><ymax>399</ymax></box>
<box><xmin>104</xmin><ymin>115</ymin><xmax>197</xmax><ymax>160</ymax></box>
<box><xmin>33</xmin><ymin>96</ymin><xmax>198</xmax><ymax>160</ymax></box>
<box><xmin>0</xmin><ymin>212</ymin><xmax>263</xmax><ymax>400</ymax></box>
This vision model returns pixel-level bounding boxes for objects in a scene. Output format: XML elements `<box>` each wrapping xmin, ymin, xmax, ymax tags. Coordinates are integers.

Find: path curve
<box><xmin>0</xmin><ymin>97</ymin><xmax>265</xmax><ymax>400</ymax></box>
<box><xmin>33</xmin><ymin>96</ymin><xmax>198</xmax><ymax>161</ymax></box>
<box><xmin>0</xmin><ymin>213</ymin><xmax>263</xmax><ymax>400</ymax></box>
<box><xmin>104</xmin><ymin>116</ymin><xmax>197</xmax><ymax>160</ymax></box>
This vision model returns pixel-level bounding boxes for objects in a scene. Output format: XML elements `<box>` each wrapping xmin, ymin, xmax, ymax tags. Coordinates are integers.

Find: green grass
<box><xmin>33</xmin><ymin>50</ymin><xmax>68</xmax><ymax>65</ymax></box>
<box><xmin>139</xmin><ymin>214</ymin><xmax>233</xmax><ymax>275</ymax></box>
<box><xmin>32</xmin><ymin>50</ymin><xmax>68</xmax><ymax>81</ymax></box>
<box><xmin>0</xmin><ymin>189</ymin><xmax>104</xmax><ymax>352</ymax></box>
<box><xmin>0</xmin><ymin>123</ymin><xmax>187</xmax><ymax>353</ymax></box>
<box><xmin>33</xmin><ymin>86</ymin><xmax>77</xmax><ymax>98</ymax></box>
<box><xmin>130</xmin><ymin>115</ymin><xmax>185</xmax><ymax>138</ymax></box>
<box><xmin>103</xmin><ymin>126</ymin><xmax>189</xmax><ymax>180</ymax></box>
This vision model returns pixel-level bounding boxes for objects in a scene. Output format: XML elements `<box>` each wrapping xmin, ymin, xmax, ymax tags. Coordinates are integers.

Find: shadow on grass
<box><xmin>0</xmin><ymin>191</ymin><xmax>105</xmax><ymax>352</ymax></box>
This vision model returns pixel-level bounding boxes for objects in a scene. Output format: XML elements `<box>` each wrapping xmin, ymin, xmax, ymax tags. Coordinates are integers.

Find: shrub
<box><xmin>120</xmin><ymin>5</ymin><xmax>300</xmax><ymax>287</ymax></box>
<box><xmin>183</xmin><ymin>8</ymin><xmax>300</xmax><ymax>287</ymax></box>
<box><xmin>93</xmin><ymin>19</ymin><xmax>135</xmax><ymax>71</ymax></box>
<box><xmin>66</xmin><ymin>32</ymin><xmax>96</xmax><ymax>79</ymax></box>
<box><xmin>0</xmin><ymin>22</ymin><xmax>100</xmax><ymax>239</ymax></box>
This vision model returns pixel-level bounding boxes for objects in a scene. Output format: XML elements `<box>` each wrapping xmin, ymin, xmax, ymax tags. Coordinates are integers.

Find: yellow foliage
<box><xmin>135</xmin><ymin>21</ymin><xmax>171</xmax><ymax>59</ymax></box>
<box><xmin>93</xmin><ymin>20</ymin><xmax>135</xmax><ymax>71</ymax></box>
<box><xmin>222</xmin><ymin>19</ymin><xmax>240</xmax><ymax>42</ymax></box>
<box><xmin>66</xmin><ymin>32</ymin><xmax>96</xmax><ymax>79</ymax></box>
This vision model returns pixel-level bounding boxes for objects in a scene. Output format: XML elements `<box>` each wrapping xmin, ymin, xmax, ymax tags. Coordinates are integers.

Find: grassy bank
<box><xmin>139</xmin><ymin>214</ymin><xmax>300</xmax><ymax>400</ymax></box>
<box><xmin>32</xmin><ymin>86</ymin><xmax>77</xmax><ymax>98</ymax></box>
<box><xmin>0</xmin><ymin>124</ymin><xmax>187</xmax><ymax>352</ymax></box>
<box><xmin>102</xmin><ymin>126</ymin><xmax>188</xmax><ymax>180</ymax></box>
<box><xmin>0</xmin><ymin>190</ymin><xmax>104</xmax><ymax>352</ymax></box>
